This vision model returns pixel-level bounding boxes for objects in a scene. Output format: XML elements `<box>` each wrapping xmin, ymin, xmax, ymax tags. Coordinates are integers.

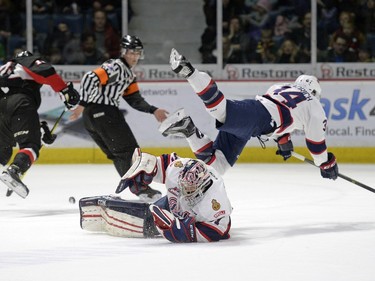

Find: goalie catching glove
<box><xmin>149</xmin><ymin>205</ymin><xmax>197</xmax><ymax>243</ymax></box>
<box><xmin>276</xmin><ymin>133</ymin><xmax>293</xmax><ymax>161</ymax></box>
<box><xmin>116</xmin><ymin>148</ymin><xmax>158</xmax><ymax>194</ymax></box>
<box><xmin>60</xmin><ymin>82</ymin><xmax>80</xmax><ymax>110</ymax></box>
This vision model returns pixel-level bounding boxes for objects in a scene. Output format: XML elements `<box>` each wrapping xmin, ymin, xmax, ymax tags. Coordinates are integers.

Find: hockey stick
<box><xmin>50</xmin><ymin>108</ymin><xmax>68</xmax><ymax>134</ymax></box>
<box><xmin>5</xmin><ymin>108</ymin><xmax>68</xmax><ymax>197</ymax></box>
<box><xmin>291</xmin><ymin>151</ymin><xmax>375</xmax><ymax>194</ymax></box>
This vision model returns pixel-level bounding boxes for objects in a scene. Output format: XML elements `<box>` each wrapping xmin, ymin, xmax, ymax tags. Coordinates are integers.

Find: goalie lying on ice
<box><xmin>79</xmin><ymin>150</ymin><xmax>232</xmax><ymax>243</ymax></box>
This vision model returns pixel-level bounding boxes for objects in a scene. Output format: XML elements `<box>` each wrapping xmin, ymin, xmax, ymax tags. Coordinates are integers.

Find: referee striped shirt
<box><xmin>80</xmin><ymin>58</ymin><xmax>137</xmax><ymax>107</ymax></box>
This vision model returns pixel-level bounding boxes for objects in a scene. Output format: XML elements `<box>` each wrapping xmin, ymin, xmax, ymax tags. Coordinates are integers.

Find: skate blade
<box><xmin>0</xmin><ymin>173</ymin><xmax>29</xmax><ymax>199</ymax></box>
<box><xmin>158</xmin><ymin>108</ymin><xmax>186</xmax><ymax>134</ymax></box>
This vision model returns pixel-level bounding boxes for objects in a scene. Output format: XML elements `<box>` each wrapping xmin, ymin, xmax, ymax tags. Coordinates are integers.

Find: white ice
<box><xmin>1</xmin><ymin>163</ymin><xmax>375</xmax><ymax>281</ymax></box>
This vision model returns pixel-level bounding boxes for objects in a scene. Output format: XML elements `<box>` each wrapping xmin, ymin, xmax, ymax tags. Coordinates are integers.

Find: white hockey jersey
<box><xmin>257</xmin><ymin>83</ymin><xmax>329</xmax><ymax>166</ymax></box>
<box><xmin>153</xmin><ymin>154</ymin><xmax>232</xmax><ymax>242</ymax></box>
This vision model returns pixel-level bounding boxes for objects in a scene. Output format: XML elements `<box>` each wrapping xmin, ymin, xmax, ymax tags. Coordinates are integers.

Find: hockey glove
<box><xmin>320</xmin><ymin>152</ymin><xmax>338</xmax><ymax>180</ymax></box>
<box><xmin>61</xmin><ymin>82</ymin><xmax>80</xmax><ymax>110</ymax></box>
<box><xmin>115</xmin><ymin>148</ymin><xmax>157</xmax><ymax>194</ymax></box>
<box><xmin>276</xmin><ymin>133</ymin><xmax>293</xmax><ymax>161</ymax></box>
<box><xmin>40</xmin><ymin>121</ymin><xmax>57</xmax><ymax>145</ymax></box>
<box><xmin>149</xmin><ymin>205</ymin><xmax>197</xmax><ymax>243</ymax></box>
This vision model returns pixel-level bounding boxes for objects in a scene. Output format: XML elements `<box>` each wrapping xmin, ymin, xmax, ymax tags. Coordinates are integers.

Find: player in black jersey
<box><xmin>0</xmin><ymin>51</ymin><xmax>79</xmax><ymax>198</ymax></box>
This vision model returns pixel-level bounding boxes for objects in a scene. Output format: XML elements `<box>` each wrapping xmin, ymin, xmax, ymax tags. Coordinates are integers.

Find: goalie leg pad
<box><xmin>79</xmin><ymin>196</ymin><xmax>159</xmax><ymax>238</ymax></box>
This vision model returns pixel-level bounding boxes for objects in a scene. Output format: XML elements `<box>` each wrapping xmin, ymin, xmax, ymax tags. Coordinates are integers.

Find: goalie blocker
<box><xmin>79</xmin><ymin>195</ymin><xmax>159</xmax><ymax>238</ymax></box>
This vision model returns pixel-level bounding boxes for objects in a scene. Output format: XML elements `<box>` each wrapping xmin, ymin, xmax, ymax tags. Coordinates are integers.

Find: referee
<box><xmin>70</xmin><ymin>35</ymin><xmax>168</xmax><ymax>202</ymax></box>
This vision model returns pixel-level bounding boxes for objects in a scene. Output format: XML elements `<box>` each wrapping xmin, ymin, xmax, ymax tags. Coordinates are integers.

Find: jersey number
<box><xmin>273</xmin><ymin>89</ymin><xmax>306</xmax><ymax>109</ymax></box>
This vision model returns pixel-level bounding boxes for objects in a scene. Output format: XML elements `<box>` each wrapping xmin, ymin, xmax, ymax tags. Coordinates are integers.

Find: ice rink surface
<box><xmin>1</xmin><ymin>163</ymin><xmax>374</xmax><ymax>281</ymax></box>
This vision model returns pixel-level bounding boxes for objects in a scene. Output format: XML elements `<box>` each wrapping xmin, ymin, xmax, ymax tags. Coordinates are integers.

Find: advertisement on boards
<box><xmin>39</xmin><ymin>80</ymin><xmax>375</xmax><ymax>148</ymax></box>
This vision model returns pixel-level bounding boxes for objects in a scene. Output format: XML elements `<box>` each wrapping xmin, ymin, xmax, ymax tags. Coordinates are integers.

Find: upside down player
<box><xmin>159</xmin><ymin>48</ymin><xmax>339</xmax><ymax>180</ymax></box>
<box><xmin>79</xmin><ymin>148</ymin><xmax>232</xmax><ymax>243</ymax></box>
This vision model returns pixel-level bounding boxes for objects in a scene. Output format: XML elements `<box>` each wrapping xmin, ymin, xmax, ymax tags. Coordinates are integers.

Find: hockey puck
<box><xmin>69</xmin><ymin>196</ymin><xmax>76</xmax><ymax>204</ymax></box>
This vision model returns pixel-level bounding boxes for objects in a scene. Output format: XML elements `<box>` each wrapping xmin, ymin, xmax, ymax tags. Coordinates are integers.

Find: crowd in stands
<box><xmin>0</xmin><ymin>0</ymin><xmax>129</xmax><ymax>64</ymax></box>
<box><xmin>200</xmin><ymin>0</ymin><xmax>375</xmax><ymax>64</ymax></box>
<box><xmin>0</xmin><ymin>0</ymin><xmax>374</xmax><ymax>65</ymax></box>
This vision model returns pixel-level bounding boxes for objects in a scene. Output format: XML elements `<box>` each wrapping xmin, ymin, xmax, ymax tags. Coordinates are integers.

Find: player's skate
<box><xmin>0</xmin><ymin>165</ymin><xmax>29</xmax><ymax>198</ymax></box>
<box><xmin>170</xmin><ymin>48</ymin><xmax>195</xmax><ymax>78</ymax></box>
<box><xmin>158</xmin><ymin>108</ymin><xmax>196</xmax><ymax>138</ymax></box>
<box><xmin>136</xmin><ymin>186</ymin><xmax>162</xmax><ymax>203</ymax></box>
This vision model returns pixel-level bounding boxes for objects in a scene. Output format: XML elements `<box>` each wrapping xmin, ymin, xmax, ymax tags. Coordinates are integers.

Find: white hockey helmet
<box><xmin>178</xmin><ymin>159</ymin><xmax>212</xmax><ymax>207</ymax></box>
<box><xmin>294</xmin><ymin>75</ymin><xmax>322</xmax><ymax>99</ymax></box>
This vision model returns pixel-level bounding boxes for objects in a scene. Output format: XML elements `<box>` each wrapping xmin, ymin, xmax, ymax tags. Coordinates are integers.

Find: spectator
<box><xmin>222</xmin><ymin>35</ymin><xmax>242</xmax><ymax>64</ymax></box>
<box><xmin>289</xmin><ymin>12</ymin><xmax>311</xmax><ymax>60</ymax></box>
<box><xmin>330</xmin><ymin>18</ymin><xmax>366</xmax><ymax>54</ymax></box>
<box><xmin>337</xmin><ymin>10</ymin><xmax>354</xmax><ymax>27</ymax></box>
<box><xmin>358</xmin><ymin>0</ymin><xmax>375</xmax><ymax>56</ymax></box>
<box><xmin>249</xmin><ymin>28</ymin><xmax>277</xmax><ymax>63</ymax></box>
<box><xmin>273</xmin><ymin>14</ymin><xmax>292</xmax><ymax>37</ymax></box>
<box><xmin>49</xmin><ymin>47</ymin><xmax>64</xmax><ymax>64</ymax></box>
<box><xmin>91</xmin><ymin>0</ymin><xmax>121</xmax><ymax>29</ymax></box>
<box><xmin>357</xmin><ymin>47</ymin><xmax>374</xmax><ymax>62</ymax></box>
<box><xmin>91</xmin><ymin>0</ymin><xmax>117</xmax><ymax>13</ymax></box>
<box><xmin>222</xmin><ymin>0</ymin><xmax>246</xmax><ymax>34</ymax></box>
<box><xmin>86</xmin><ymin>9</ymin><xmax>120</xmax><ymax>60</ymax></box>
<box><xmin>54</xmin><ymin>1</ymin><xmax>81</xmax><ymax>14</ymax></box>
<box><xmin>225</xmin><ymin>16</ymin><xmax>249</xmax><ymax>63</ymax></box>
<box><xmin>32</xmin><ymin>0</ymin><xmax>53</xmax><ymax>14</ymax></box>
<box><xmin>199</xmin><ymin>0</ymin><xmax>216</xmax><ymax>63</ymax></box>
<box><xmin>44</xmin><ymin>21</ymin><xmax>74</xmax><ymax>57</ymax></box>
<box><xmin>241</xmin><ymin>0</ymin><xmax>272</xmax><ymax>30</ymax></box>
<box><xmin>63</xmin><ymin>32</ymin><xmax>106</xmax><ymax>65</ymax></box>
<box><xmin>359</xmin><ymin>0</ymin><xmax>375</xmax><ymax>35</ymax></box>
<box><xmin>276</xmin><ymin>38</ymin><xmax>309</xmax><ymax>63</ymax></box>
<box><xmin>318</xmin><ymin>33</ymin><xmax>357</xmax><ymax>62</ymax></box>
<box><xmin>199</xmin><ymin>25</ymin><xmax>217</xmax><ymax>63</ymax></box>
<box><xmin>317</xmin><ymin>0</ymin><xmax>340</xmax><ymax>50</ymax></box>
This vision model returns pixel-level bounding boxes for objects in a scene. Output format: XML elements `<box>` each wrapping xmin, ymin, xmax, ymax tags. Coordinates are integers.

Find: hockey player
<box><xmin>70</xmin><ymin>35</ymin><xmax>169</xmax><ymax>202</ymax></box>
<box><xmin>79</xmin><ymin>148</ymin><xmax>232</xmax><ymax>243</ymax></box>
<box><xmin>159</xmin><ymin>48</ymin><xmax>338</xmax><ymax>180</ymax></box>
<box><xmin>0</xmin><ymin>50</ymin><xmax>80</xmax><ymax>198</ymax></box>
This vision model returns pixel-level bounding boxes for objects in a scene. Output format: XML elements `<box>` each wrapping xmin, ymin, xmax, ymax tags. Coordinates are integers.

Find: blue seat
<box><xmin>366</xmin><ymin>33</ymin><xmax>375</xmax><ymax>56</ymax></box>
<box><xmin>33</xmin><ymin>14</ymin><xmax>52</xmax><ymax>34</ymax></box>
<box><xmin>7</xmin><ymin>35</ymin><xmax>26</xmax><ymax>58</ymax></box>
<box><xmin>107</xmin><ymin>13</ymin><xmax>120</xmax><ymax>31</ymax></box>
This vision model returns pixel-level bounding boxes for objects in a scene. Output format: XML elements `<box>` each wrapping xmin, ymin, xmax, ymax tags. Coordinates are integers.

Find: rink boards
<box><xmin>35</xmin><ymin>80</ymin><xmax>375</xmax><ymax>163</ymax></box>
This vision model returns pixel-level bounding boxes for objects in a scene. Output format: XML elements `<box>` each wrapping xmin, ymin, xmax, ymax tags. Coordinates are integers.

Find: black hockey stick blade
<box><xmin>291</xmin><ymin>152</ymin><xmax>375</xmax><ymax>194</ymax></box>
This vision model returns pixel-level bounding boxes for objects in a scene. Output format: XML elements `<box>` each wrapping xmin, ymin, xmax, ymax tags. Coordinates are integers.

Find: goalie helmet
<box><xmin>178</xmin><ymin>159</ymin><xmax>212</xmax><ymax>207</ymax></box>
<box><xmin>294</xmin><ymin>75</ymin><xmax>322</xmax><ymax>100</ymax></box>
<box><xmin>121</xmin><ymin>35</ymin><xmax>144</xmax><ymax>59</ymax></box>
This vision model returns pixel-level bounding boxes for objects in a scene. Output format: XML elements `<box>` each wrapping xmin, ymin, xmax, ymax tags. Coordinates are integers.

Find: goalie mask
<box><xmin>178</xmin><ymin>159</ymin><xmax>212</xmax><ymax>207</ymax></box>
<box><xmin>294</xmin><ymin>75</ymin><xmax>322</xmax><ymax>100</ymax></box>
<box><xmin>121</xmin><ymin>35</ymin><xmax>144</xmax><ymax>59</ymax></box>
